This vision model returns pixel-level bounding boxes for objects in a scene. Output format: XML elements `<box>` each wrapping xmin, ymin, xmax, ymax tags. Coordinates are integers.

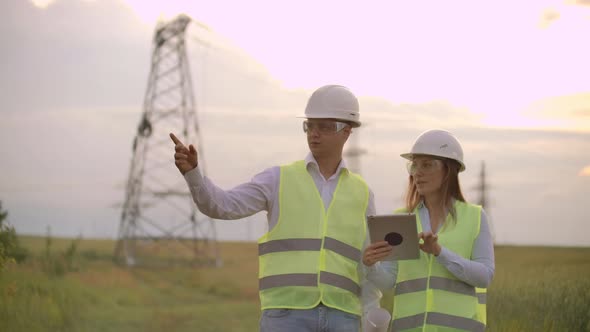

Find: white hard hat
<box><xmin>401</xmin><ymin>129</ymin><xmax>466</xmax><ymax>172</ymax></box>
<box><xmin>299</xmin><ymin>85</ymin><xmax>361</xmax><ymax>127</ymax></box>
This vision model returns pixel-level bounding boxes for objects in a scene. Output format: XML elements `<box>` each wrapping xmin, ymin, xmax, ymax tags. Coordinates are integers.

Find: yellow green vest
<box><xmin>257</xmin><ymin>160</ymin><xmax>369</xmax><ymax>316</ymax></box>
<box><xmin>392</xmin><ymin>201</ymin><xmax>485</xmax><ymax>331</ymax></box>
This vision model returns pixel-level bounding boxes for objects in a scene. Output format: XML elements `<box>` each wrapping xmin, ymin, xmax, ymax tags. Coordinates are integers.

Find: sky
<box><xmin>1</xmin><ymin>0</ymin><xmax>589</xmax><ymax>247</ymax></box>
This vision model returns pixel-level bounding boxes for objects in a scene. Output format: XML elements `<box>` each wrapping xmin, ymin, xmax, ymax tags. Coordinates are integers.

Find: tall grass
<box><xmin>0</xmin><ymin>237</ymin><xmax>259</xmax><ymax>332</ymax></box>
<box><xmin>1</xmin><ymin>237</ymin><xmax>589</xmax><ymax>331</ymax></box>
<box><xmin>0</xmin><ymin>271</ymin><xmax>86</xmax><ymax>332</ymax></box>
<box><xmin>487</xmin><ymin>246</ymin><xmax>590</xmax><ymax>332</ymax></box>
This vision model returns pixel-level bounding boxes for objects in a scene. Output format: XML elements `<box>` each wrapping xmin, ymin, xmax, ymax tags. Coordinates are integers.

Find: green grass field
<box><xmin>1</xmin><ymin>236</ymin><xmax>589</xmax><ymax>331</ymax></box>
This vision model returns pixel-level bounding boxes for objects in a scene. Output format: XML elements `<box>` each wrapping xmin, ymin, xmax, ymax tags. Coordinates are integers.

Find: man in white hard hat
<box><xmin>170</xmin><ymin>85</ymin><xmax>381</xmax><ymax>332</ymax></box>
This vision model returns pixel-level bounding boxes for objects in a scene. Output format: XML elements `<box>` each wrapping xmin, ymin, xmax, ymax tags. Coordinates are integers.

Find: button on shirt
<box><xmin>184</xmin><ymin>152</ymin><xmax>382</xmax><ymax>314</ymax></box>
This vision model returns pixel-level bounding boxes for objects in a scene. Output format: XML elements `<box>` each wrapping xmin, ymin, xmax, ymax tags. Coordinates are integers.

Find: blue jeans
<box><xmin>259</xmin><ymin>304</ymin><xmax>360</xmax><ymax>332</ymax></box>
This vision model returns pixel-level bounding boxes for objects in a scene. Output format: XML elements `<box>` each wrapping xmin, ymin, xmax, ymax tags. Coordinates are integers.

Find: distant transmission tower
<box><xmin>115</xmin><ymin>14</ymin><xmax>221</xmax><ymax>267</ymax></box>
<box><xmin>344</xmin><ymin>127</ymin><xmax>367</xmax><ymax>174</ymax></box>
<box><xmin>476</xmin><ymin>161</ymin><xmax>488</xmax><ymax>209</ymax></box>
<box><xmin>474</xmin><ymin>161</ymin><xmax>495</xmax><ymax>242</ymax></box>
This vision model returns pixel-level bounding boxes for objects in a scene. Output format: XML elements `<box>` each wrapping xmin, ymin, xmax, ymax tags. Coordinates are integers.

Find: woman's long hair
<box><xmin>404</xmin><ymin>157</ymin><xmax>466</xmax><ymax>222</ymax></box>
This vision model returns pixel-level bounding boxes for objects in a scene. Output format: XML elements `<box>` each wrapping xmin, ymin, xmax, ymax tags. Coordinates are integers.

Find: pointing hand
<box><xmin>169</xmin><ymin>133</ymin><xmax>198</xmax><ymax>175</ymax></box>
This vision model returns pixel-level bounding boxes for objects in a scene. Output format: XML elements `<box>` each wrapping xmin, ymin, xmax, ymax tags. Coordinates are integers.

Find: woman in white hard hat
<box><xmin>363</xmin><ymin>129</ymin><xmax>495</xmax><ymax>331</ymax></box>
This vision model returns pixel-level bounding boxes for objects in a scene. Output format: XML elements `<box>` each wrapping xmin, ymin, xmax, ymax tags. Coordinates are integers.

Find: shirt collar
<box><xmin>304</xmin><ymin>152</ymin><xmax>349</xmax><ymax>175</ymax></box>
<box><xmin>417</xmin><ymin>200</ymin><xmax>425</xmax><ymax>209</ymax></box>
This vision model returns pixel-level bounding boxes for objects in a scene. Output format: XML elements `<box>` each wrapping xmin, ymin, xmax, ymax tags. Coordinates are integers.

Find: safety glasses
<box><xmin>303</xmin><ymin>120</ymin><xmax>348</xmax><ymax>135</ymax></box>
<box><xmin>406</xmin><ymin>159</ymin><xmax>444</xmax><ymax>175</ymax></box>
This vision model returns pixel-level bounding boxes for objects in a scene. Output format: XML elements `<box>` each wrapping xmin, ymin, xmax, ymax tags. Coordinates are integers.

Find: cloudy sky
<box><xmin>1</xmin><ymin>0</ymin><xmax>589</xmax><ymax>247</ymax></box>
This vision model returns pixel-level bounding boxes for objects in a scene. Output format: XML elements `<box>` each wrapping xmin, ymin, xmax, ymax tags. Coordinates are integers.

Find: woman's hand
<box><xmin>419</xmin><ymin>231</ymin><xmax>442</xmax><ymax>256</ymax></box>
<box><xmin>362</xmin><ymin>241</ymin><xmax>393</xmax><ymax>266</ymax></box>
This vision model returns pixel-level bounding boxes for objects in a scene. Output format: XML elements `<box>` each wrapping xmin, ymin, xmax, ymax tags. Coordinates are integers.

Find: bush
<box><xmin>8</xmin><ymin>246</ymin><xmax>29</xmax><ymax>263</ymax></box>
<box><xmin>0</xmin><ymin>201</ymin><xmax>17</xmax><ymax>271</ymax></box>
<box><xmin>0</xmin><ymin>202</ymin><xmax>30</xmax><ymax>270</ymax></box>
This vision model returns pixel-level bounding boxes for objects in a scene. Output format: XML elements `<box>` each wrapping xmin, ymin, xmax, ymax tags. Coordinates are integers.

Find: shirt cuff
<box><xmin>366</xmin><ymin>262</ymin><xmax>379</xmax><ymax>272</ymax></box>
<box><xmin>183</xmin><ymin>167</ymin><xmax>202</xmax><ymax>186</ymax></box>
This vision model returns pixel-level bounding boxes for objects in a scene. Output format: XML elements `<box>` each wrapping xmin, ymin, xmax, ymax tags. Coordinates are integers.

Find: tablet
<box><xmin>367</xmin><ymin>214</ymin><xmax>420</xmax><ymax>260</ymax></box>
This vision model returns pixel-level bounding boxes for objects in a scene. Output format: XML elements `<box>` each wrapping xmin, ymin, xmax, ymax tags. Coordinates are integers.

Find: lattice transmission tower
<box><xmin>115</xmin><ymin>14</ymin><xmax>221</xmax><ymax>267</ymax></box>
<box><xmin>476</xmin><ymin>161</ymin><xmax>488</xmax><ymax>209</ymax></box>
<box><xmin>344</xmin><ymin>124</ymin><xmax>372</xmax><ymax>204</ymax></box>
<box><xmin>344</xmin><ymin>126</ymin><xmax>367</xmax><ymax>174</ymax></box>
<box><xmin>474</xmin><ymin>161</ymin><xmax>495</xmax><ymax>242</ymax></box>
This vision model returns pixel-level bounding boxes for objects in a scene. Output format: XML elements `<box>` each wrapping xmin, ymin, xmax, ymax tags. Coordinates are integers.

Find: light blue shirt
<box><xmin>367</xmin><ymin>201</ymin><xmax>495</xmax><ymax>290</ymax></box>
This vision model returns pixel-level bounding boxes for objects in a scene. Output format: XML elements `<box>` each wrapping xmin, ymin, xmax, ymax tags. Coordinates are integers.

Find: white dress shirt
<box><xmin>184</xmin><ymin>152</ymin><xmax>382</xmax><ymax>315</ymax></box>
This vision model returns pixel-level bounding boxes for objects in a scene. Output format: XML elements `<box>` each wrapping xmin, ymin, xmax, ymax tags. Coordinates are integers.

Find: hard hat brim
<box><xmin>296</xmin><ymin>115</ymin><xmax>361</xmax><ymax>128</ymax></box>
<box><xmin>400</xmin><ymin>152</ymin><xmax>413</xmax><ymax>161</ymax></box>
<box><xmin>400</xmin><ymin>152</ymin><xmax>466</xmax><ymax>172</ymax></box>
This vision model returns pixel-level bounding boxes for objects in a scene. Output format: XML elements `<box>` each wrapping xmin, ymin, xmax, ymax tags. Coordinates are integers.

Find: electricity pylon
<box><xmin>344</xmin><ymin>126</ymin><xmax>367</xmax><ymax>174</ymax></box>
<box><xmin>474</xmin><ymin>161</ymin><xmax>495</xmax><ymax>242</ymax></box>
<box><xmin>115</xmin><ymin>14</ymin><xmax>221</xmax><ymax>267</ymax></box>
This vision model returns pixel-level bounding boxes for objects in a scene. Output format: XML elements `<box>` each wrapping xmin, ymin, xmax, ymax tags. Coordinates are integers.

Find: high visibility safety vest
<box><xmin>392</xmin><ymin>201</ymin><xmax>486</xmax><ymax>332</ymax></box>
<box><xmin>258</xmin><ymin>160</ymin><xmax>369</xmax><ymax>316</ymax></box>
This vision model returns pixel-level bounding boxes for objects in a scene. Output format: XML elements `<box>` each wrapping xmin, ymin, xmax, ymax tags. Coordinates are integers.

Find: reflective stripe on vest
<box><xmin>258</xmin><ymin>272</ymin><xmax>360</xmax><ymax>296</ymax></box>
<box><xmin>323</xmin><ymin>237</ymin><xmax>362</xmax><ymax>262</ymax></box>
<box><xmin>476</xmin><ymin>287</ymin><xmax>487</xmax><ymax>325</ymax></box>
<box><xmin>257</xmin><ymin>160</ymin><xmax>369</xmax><ymax>315</ymax></box>
<box><xmin>393</xmin><ymin>201</ymin><xmax>485</xmax><ymax>330</ymax></box>
<box><xmin>392</xmin><ymin>312</ymin><xmax>485</xmax><ymax>332</ymax></box>
<box><xmin>258</xmin><ymin>238</ymin><xmax>322</xmax><ymax>255</ymax></box>
<box><xmin>395</xmin><ymin>276</ymin><xmax>476</xmax><ymax>297</ymax></box>
<box><xmin>477</xmin><ymin>290</ymin><xmax>487</xmax><ymax>304</ymax></box>
<box><xmin>258</xmin><ymin>237</ymin><xmax>361</xmax><ymax>262</ymax></box>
